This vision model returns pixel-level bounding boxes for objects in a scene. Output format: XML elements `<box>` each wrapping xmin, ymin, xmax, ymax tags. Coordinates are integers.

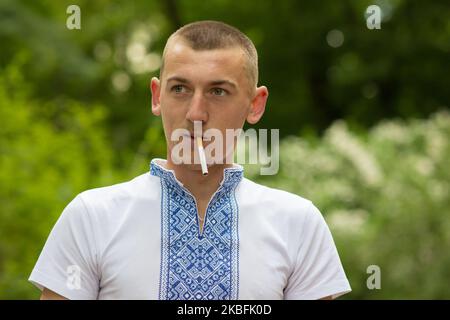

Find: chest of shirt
<box><xmin>96</xmin><ymin>210</ymin><xmax>293</xmax><ymax>300</ymax></box>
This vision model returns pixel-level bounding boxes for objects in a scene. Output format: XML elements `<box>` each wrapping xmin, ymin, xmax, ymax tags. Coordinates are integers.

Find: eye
<box><xmin>171</xmin><ymin>84</ymin><xmax>187</xmax><ymax>93</ymax></box>
<box><xmin>211</xmin><ymin>88</ymin><xmax>227</xmax><ymax>96</ymax></box>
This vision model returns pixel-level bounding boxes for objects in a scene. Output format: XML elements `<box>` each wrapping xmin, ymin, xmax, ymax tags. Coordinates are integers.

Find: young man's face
<box><xmin>151</xmin><ymin>39</ymin><xmax>268</xmax><ymax>168</ymax></box>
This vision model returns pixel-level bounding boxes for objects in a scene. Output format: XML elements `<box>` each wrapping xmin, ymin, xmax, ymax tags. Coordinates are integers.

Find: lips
<box><xmin>186</xmin><ymin>133</ymin><xmax>204</xmax><ymax>140</ymax></box>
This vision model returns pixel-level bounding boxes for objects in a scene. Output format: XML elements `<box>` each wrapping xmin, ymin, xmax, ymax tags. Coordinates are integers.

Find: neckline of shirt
<box><xmin>149</xmin><ymin>158</ymin><xmax>244</xmax><ymax>191</ymax></box>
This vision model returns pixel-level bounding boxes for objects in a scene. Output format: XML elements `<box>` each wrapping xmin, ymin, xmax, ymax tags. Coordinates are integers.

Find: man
<box><xmin>30</xmin><ymin>20</ymin><xmax>351</xmax><ymax>300</ymax></box>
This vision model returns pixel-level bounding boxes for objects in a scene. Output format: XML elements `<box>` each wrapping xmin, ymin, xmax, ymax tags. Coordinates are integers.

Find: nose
<box><xmin>185</xmin><ymin>91</ymin><xmax>208</xmax><ymax>124</ymax></box>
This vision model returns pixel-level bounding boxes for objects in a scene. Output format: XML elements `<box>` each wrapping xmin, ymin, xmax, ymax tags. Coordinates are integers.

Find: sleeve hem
<box><xmin>29</xmin><ymin>268</ymin><xmax>97</xmax><ymax>300</ymax></box>
<box><xmin>285</xmin><ymin>279</ymin><xmax>352</xmax><ymax>300</ymax></box>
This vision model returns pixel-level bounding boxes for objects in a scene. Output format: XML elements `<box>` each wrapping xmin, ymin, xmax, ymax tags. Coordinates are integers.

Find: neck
<box><xmin>164</xmin><ymin>157</ymin><xmax>233</xmax><ymax>203</ymax></box>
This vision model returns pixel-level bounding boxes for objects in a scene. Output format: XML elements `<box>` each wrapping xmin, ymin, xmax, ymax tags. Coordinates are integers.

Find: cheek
<box><xmin>161</xmin><ymin>95</ymin><xmax>189</xmax><ymax>117</ymax></box>
<box><xmin>159</xmin><ymin>104</ymin><xmax>175</xmax><ymax>142</ymax></box>
<box><xmin>214</xmin><ymin>109</ymin><xmax>248</xmax><ymax>132</ymax></box>
<box><xmin>228</xmin><ymin>101</ymin><xmax>251</xmax><ymax>126</ymax></box>
<box><xmin>159</xmin><ymin>102</ymin><xmax>189</xmax><ymax>145</ymax></box>
<box><xmin>160</xmin><ymin>97</ymin><xmax>181</xmax><ymax>122</ymax></box>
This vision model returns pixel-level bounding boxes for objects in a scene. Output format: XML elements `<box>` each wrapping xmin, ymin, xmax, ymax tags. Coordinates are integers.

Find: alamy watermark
<box><xmin>170</xmin><ymin>121</ymin><xmax>279</xmax><ymax>175</ymax></box>
<box><xmin>366</xmin><ymin>5</ymin><xmax>382</xmax><ymax>30</ymax></box>
<box><xmin>66</xmin><ymin>264</ymin><xmax>81</xmax><ymax>290</ymax></box>
<box><xmin>366</xmin><ymin>265</ymin><xmax>381</xmax><ymax>290</ymax></box>
<box><xmin>66</xmin><ymin>5</ymin><xmax>81</xmax><ymax>30</ymax></box>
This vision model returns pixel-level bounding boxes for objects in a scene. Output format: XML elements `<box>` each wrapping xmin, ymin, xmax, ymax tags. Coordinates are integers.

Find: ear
<box><xmin>150</xmin><ymin>77</ymin><xmax>161</xmax><ymax>116</ymax></box>
<box><xmin>246</xmin><ymin>86</ymin><xmax>268</xmax><ymax>124</ymax></box>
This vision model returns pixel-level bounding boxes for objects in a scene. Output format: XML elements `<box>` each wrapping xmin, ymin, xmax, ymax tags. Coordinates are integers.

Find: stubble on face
<box><xmin>158</xmin><ymin>39</ymin><xmax>255</xmax><ymax>169</ymax></box>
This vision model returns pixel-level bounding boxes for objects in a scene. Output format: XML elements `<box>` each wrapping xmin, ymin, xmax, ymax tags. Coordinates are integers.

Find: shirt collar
<box><xmin>149</xmin><ymin>158</ymin><xmax>244</xmax><ymax>191</ymax></box>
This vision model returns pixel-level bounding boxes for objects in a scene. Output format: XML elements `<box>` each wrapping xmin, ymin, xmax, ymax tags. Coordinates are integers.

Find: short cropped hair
<box><xmin>160</xmin><ymin>20</ymin><xmax>258</xmax><ymax>88</ymax></box>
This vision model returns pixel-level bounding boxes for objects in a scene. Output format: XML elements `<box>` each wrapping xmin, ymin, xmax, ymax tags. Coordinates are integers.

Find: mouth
<box><xmin>186</xmin><ymin>133</ymin><xmax>204</xmax><ymax>141</ymax></box>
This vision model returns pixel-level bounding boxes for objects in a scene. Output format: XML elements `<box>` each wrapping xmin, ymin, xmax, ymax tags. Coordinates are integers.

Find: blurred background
<box><xmin>0</xmin><ymin>0</ymin><xmax>449</xmax><ymax>299</ymax></box>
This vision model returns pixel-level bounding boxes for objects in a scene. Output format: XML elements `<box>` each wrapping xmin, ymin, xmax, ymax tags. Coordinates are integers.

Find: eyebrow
<box><xmin>166</xmin><ymin>76</ymin><xmax>237</xmax><ymax>89</ymax></box>
<box><xmin>209</xmin><ymin>80</ymin><xmax>237</xmax><ymax>89</ymax></box>
<box><xmin>166</xmin><ymin>76</ymin><xmax>190</xmax><ymax>84</ymax></box>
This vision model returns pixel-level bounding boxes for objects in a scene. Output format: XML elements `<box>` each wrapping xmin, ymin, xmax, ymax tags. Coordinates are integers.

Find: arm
<box><xmin>283</xmin><ymin>202</ymin><xmax>351</xmax><ymax>300</ymax></box>
<box><xmin>29</xmin><ymin>195</ymin><xmax>100</xmax><ymax>300</ymax></box>
<box><xmin>40</xmin><ymin>288</ymin><xmax>68</xmax><ymax>300</ymax></box>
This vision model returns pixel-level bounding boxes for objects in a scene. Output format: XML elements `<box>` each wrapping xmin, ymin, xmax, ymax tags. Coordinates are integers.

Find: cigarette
<box><xmin>196</xmin><ymin>136</ymin><xmax>208</xmax><ymax>176</ymax></box>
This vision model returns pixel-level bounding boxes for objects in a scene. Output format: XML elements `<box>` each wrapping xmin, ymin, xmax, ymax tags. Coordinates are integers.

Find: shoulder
<box><xmin>78</xmin><ymin>172</ymin><xmax>159</xmax><ymax>206</ymax></box>
<box><xmin>237</xmin><ymin>177</ymin><xmax>315</xmax><ymax>211</ymax></box>
<box><xmin>56</xmin><ymin>172</ymin><xmax>162</xmax><ymax>246</ymax></box>
<box><xmin>236</xmin><ymin>177</ymin><xmax>321</xmax><ymax>225</ymax></box>
<box><xmin>66</xmin><ymin>172</ymin><xmax>161</xmax><ymax>223</ymax></box>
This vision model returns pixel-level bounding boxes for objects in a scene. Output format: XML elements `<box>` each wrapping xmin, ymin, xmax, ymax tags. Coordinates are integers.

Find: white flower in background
<box><xmin>280</xmin><ymin>137</ymin><xmax>341</xmax><ymax>175</ymax></box>
<box><xmin>126</xmin><ymin>23</ymin><xmax>161</xmax><ymax>74</ymax></box>
<box><xmin>425</xmin><ymin>128</ymin><xmax>446</xmax><ymax>162</ymax></box>
<box><xmin>323</xmin><ymin>179</ymin><xmax>356</xmax><ymax>204</ymax></box>
<box><xmin>279</xmin><ymin>138</ymin><xmax>307</xmax><ymax>169</ymax></box>
<box><xmin>371</xmin><ymin>120</ymin><xmax>409</xmax><ymax>145</ymax></box>
<box><xmin>111</xmin><ymin>71</ymin><xmax>131</xmax><ymax>92</ymax></box>
<box><xmin>309</xmin><ymin>150</ymin><xmax>340</xmax><ymax>173</ymax></box>
<box><xmin>413</xmin><ymin>156</ymin><xmax>434</xmax><ymax>176</ymax></box>
<box><xmin>327</xmin><ymin>209</ymin><xmax>368</xmax><ymax>234</ymax></box>
<box><xmin>126</xmin><ymin>42</ymin><xmax>146</xmax><ymax>64</ymax></box>
<box><xmin>326</xmin><ymin>121</ymin><xmax>383</xmax><ymax>186</ymax></box>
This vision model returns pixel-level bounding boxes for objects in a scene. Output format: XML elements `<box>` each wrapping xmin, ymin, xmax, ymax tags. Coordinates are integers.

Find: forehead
<box><xmin>162</xmin><ymin>40</ymin><xmax>247</xmax><ymax>84</ymax></box>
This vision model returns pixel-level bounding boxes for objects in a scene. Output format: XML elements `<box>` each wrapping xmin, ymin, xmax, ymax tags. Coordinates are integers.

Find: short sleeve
<box><xmin>29</xmin><ymin>194</ymin><xmax>100</xmax><ymax>300</ymax></box>
<box><xmin>284</xmin><ymin>202</ymin><xmax>351</xmax><ymax>300</ymax></box>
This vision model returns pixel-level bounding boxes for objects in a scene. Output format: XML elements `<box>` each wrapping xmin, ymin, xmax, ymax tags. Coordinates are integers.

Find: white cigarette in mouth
<box><xmin>196</xmin><ymin>136</ymin><xmax>208</xmax><ymax>176</ymax></box>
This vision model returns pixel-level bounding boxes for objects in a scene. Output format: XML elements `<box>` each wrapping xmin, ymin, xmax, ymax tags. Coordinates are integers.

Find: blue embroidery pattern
<box><xmin>150</xmin><ymin>160</ymin><xmax>243</xmax><ymax>300</ymax></box>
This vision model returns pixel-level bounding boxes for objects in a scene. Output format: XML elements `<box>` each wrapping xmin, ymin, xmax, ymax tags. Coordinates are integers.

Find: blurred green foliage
<box><xmin>0</xmin><ymin>57</ymin><xmax>120</xmax><ymax>298</ymax></box>
<box><xmin>0</xmin><ymin>0</ymin><xmax>449</xmax><ymax>299</ymax></box>
<box><xmin>246</xmin><ymin>111</ymin><xmax>450</xmax><ymax>299</ymax></box>
<box><xmin>1</xmin><ymin>0</ymin><xmax>448</xmax><ymax>147</ymax></box>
